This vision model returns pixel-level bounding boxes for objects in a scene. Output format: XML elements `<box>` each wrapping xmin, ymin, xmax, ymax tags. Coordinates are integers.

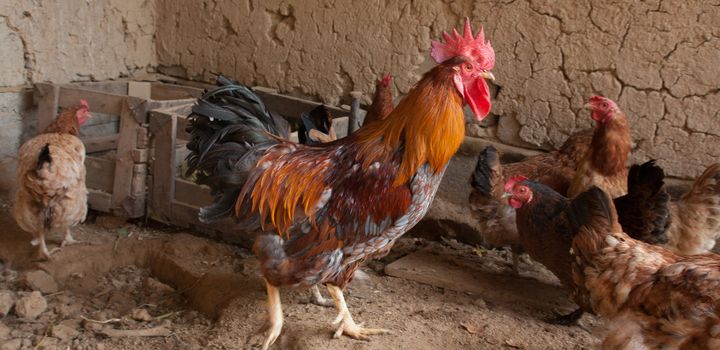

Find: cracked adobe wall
<box><xmin>0</xmin><ymin>1</ymin><xmax>156</xmax><ymax>195</ymax></box>
<box><xmin>157</xmin><ymin>0</ymin><xmax>720</xmax><ymax>179</ymax></box>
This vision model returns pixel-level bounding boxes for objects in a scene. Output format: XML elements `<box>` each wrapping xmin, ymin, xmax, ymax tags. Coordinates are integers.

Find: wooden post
<box><xmin>34</xmin><ymin>83</ymin><xmax>60</xmax><ymax>132</ymax></box>
<box><xmin>148</xmin><ymin>111</ymin><xmax>177</xmax><ymax>223</ymax></box>
<box><xmin>111</xmin><ymin>97</ymin><xmax>141</xmax><ymax>217</ymax></box>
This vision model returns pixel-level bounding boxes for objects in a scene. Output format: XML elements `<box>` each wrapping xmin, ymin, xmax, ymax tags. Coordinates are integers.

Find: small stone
<box><xmin>0</xmin><ymin>291</ymin><xmax>14</xmax><ymax>317</ymax></box>
<box><xmin>95</xmin><ymin>344</ymin><xmax>106</xmax><ymax>350</ymax></box>
<box><xmin>472</xmin><ymin>298</ymin><xmax>487</xmax><ymax>308</ymax></box>
<box><xmin>22</xmin><ymin>270</ymin><xmax>59</xmax><ymax>294</ymax></box>
<box><xmin>51</xmin><ymin>324</ymin><xmax>79</xmax><ymax>341</ymax></box>
<box><xmin>130</xmin><ymin>308</ymin><xmax>153</xmax><ymax>322</ymax></box>
<box><xmin>14</xmin><ymin>291</ymin><xmax>47</xmax><ymax>319</ymax></box>
<box><xmin>0</xmin><ymin>322</ymin><xmax>9</xmax><ymax>339</ymax></box>
<box><xmin>0</xmin><ymin>339</ymin><xmax>21</xmax><ymax>350</ymax></box>
<box><xmin>143</xmin><ymin>277</ymin><xmax>174</xmax><ymax>295</ymax></box>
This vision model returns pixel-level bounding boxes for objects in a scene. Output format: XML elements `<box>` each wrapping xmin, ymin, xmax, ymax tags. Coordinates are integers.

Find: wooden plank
<box><xmin>34</xmin><ymin>83</ymin><xmax>60</xmax><ymax>132</ymax></box>
<box><xmin>136</xmin><ymin>127</ymin><xmax>149</xmax><ymax>149</ymax></box>
<box><xmin>169</xmin><ymin>201</ymin><xmax>255</xmax><ymax>247</ymax></box>
<box><xmin>253</xmin><ymin>86</ymin><xmax>350</xmax><ymax>119</ymax></box>
<box><xmin>82</xmin><ymin>134</ymin><xmax>119</xmax><ymax>153</ymax></box>
<box><xmin>150</xmin><ymin>83</ymin><xmax>203</xmax><ymax>100</ymax></box>
<box><xmin>131</xmin><ymin>149</ymin><xmax>149</xmax><ymax>163</ymax></box>
<box><xmin>85</xmin><ymin>156</ymin><xmax>116</xmax><ymax>192</ymax></box>
<box><xmin>62</xmin><ymin>81</ymin><xmax>128</xmax><ymax>95</ymax></box>
<box><xmin>110</xmin><ymin>97</ymin><xmax>140</xmax><ymax>215</ymax></box>
<box><xmin>88</xmin><ymin>189</ymin><xmax>112</xmax><ymax>212</ymax></box>
<box><xmin>57</xmin><ymin>87</ymin><xmax>124</xmax><ymax>116</ymax></box>
<box><xmin>148</xmin><ymin>112</ymin><xmax>177</xmax><ymax>222</ymax></box>
<box><xmin>384</xmin><ymin>251</ymin><xmax>569</xmax><ymax>311</ymax></box>
<box><xmin>176</xmin><ymin>115</ymin><xmax>190</xmax><ymax>141</ymax></box>
<box><xmin>174</xmin><ymin>179</ymin><xmax>213</xmax><ymax>207</ymax></box>
<box><xmin>128</xmin><ymin>81</ymin><xmax>152</xmax><ymax>99</ymax></box>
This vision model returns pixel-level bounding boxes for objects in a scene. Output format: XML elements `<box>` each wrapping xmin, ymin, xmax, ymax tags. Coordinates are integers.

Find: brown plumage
<box><xmin>568</xmin><ymin>96</ymin><xmax>631</xmax><ymax>199</ymax></box>
<box><xmin>569</xmin><ymin>187</ymin><xmax>720</xmax><ymax>349</ymax></box>
<box><xmin>504</xmin><ymin>163</ymin><xmax>672</xmax><ymax>325</ymax></box>
<box><xmin>13</xmin><ymin>100</ymin><xmax>90</xmax><ymax>259</ymax></box>
<box><xmin>363</xmin><ymin>73</ymin><xmax>394</xmax><ymax>125</ymax></box>
<box><xmin>468</xmin><ymin>130</ymin><xmax>592</xmax><ymax>271</ymax></box>
<box><xmin>664</xmin><ymin>163</ymin><xmax>720</xmax><ymax>255</ymax></box>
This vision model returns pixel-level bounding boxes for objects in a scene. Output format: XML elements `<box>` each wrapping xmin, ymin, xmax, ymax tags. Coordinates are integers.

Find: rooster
<box><xmin>185</xmin><ymin>19</ymin><xmax>496</xmax><ymax>349</ymax></box>
<box><xmin>567</xmin><ymin>186</ymin><xmax>720</xmax><ymax>349</ymax></box>
<box><xmin>13</xmin><ymin>100</ymin><xmax>91</xmax><ymax>259</ymax></box>
<box><xmin>363</xmin><ymin>73</ymin><xmax>394</xmax><ymax>126</ymax></box>
<box><xmin>503</xmin><ymin>161</ymin><xmax>671</xmax><ymax>325</ymax></box>
<box><xmin>567</xmin><ymin>96</ymin><xmax>631</xmax><ymax>199</ymax></box>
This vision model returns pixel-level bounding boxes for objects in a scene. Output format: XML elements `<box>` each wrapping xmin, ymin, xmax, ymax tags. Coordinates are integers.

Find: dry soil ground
<box><xmin>0</xmin><ymin>198</ymin><xmax>602</xmax><ymax>350</ymax></box>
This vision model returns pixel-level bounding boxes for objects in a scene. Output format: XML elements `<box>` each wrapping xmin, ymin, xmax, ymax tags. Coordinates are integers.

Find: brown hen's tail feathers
<box><xmin>613</xmin><ymin>160</ymin><xmax>671</xmax><ymax>244</ymax></box>
<box><xmin>185</xmin><ymin>76</ymin><xmax>290</xmax><ymax>224</ymax></box>
<box><xmin>470</xmin><ymin>146</ymin><xmax>502</xmax><ymax>201</ymax></box>
<box><xmin>682</xmin><ymin>163</ymin><xmax>720</xmax><ymax>204</ymax></box>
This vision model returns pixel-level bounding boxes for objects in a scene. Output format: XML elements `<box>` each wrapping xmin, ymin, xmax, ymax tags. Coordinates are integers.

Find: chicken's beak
<box><xmin>583</xmin><ymin>103</ymin><xmax>593</xmax><ymax>110</ymax></box>
<box><xmin>501</xmin><ymin>192</ymin><xmax>511</xmax><ymax>199</ymax></box>
<box><xmin>479</xmin><ymin>71</ymin><xmax>495</xmax><ymax>81</ymax></box>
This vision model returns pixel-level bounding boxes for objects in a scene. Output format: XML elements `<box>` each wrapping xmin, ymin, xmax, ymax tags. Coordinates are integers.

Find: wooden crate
<box><xmin>34</xmin><ymin>81</ymin><xmax>204</xmax><ymax>218</ymax></box>
<box><xmin>147</xmin><ymin>87</ymin><xmax>355</xmax><ymax>246</ymax></box>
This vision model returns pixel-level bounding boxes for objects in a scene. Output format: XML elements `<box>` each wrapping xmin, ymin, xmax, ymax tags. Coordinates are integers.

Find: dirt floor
<box><xmin>0</xmin><ymin>197</ymin><xmax>602</xmax><ymax>350</ymax></box>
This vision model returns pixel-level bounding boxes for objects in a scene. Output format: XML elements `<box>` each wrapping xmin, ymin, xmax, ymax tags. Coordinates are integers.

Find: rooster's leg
<box><xmin>261</xmin><ymin>281</ymin><xmax>283</xmax><ymax>350</ymax></box>
<box><xmin>327</xmin><ymin>284</ymin><xmax>390</xmax><ymax>340</ymax></box>
<box><xmin>309</xmin><ymin>285</ymin><xmax>334</xmax><ymax>307</ymax></box>
<box><xmin>60</xmin><ymin>228</ymin><xmax>79</xmax><ymax>247</ymax></box>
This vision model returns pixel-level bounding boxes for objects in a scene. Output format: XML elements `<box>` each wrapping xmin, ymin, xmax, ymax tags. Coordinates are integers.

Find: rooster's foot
<box><xmin>309</xmin><ymin>285</ymin><xmax>334</xmax><ymax>307</ymax></box>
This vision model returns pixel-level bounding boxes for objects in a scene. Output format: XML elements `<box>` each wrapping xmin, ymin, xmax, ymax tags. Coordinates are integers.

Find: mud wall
<box><xmin>156</xmin><ymin>0</ymin><xmax>720</xmax><ymax>179</ymax></box>
<box><xmin>0</xmin><ymin>1</ymin><xmax>157</xmax><ymax>195</ymax></box>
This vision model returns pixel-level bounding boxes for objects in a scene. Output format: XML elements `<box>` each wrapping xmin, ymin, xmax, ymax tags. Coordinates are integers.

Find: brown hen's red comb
<box><xmin>504</xmin><ymin>175</ymin><xmax>529</xmax><ymax>192</ymax></box>
<box><xmin>430</xmin><ymin>17</ymin><xmax>495</xmax><ymax>70</ymax></box>
<box><xmin>79</xmin><ymin>99</ymin><xmax>89</xmax><ymax>109</ymax></box>
<box><xmin>380</xmin><ymin>73</ymin><xmax>392</xmax><ymax>87</ymax></box>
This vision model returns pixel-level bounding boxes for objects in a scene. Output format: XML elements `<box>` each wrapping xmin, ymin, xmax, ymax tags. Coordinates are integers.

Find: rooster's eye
<box><xmin>463</xmin><ymin>63</ymin><xmax>473</xmax><ymax>72</ymax></box>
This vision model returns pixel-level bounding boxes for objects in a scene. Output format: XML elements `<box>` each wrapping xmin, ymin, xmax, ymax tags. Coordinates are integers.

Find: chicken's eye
<box><xmin>463</xmin><ymin>63</ymin><xmax>473</xmax><ymax>72</ymax></box>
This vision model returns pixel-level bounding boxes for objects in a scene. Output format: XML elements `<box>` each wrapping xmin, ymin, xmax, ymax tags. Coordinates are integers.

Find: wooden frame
<box><xmin>33</xmin><ymin>80</ymin><xmax>204</xmax><ymax>217</ymax></box>
<box><xmin>147</xmin><ymin>88</ymin><xmax>358</xmax><ymax>247</ymax></box>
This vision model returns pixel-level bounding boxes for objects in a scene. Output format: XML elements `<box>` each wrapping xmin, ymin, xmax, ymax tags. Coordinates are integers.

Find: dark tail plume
<box><xmin>36</xmin><ymin>143</ymin><xmax>52</xmax><ymax>172</ymax></box>
<box><xmin>185</xmin><ymin>76</ymin><xmax>289</xmax><ymax>223</ymax></box>
<box><xmin>470</xmin><ymin>146</ymin><xmax>501</xmax><ymax>200</ymax></box>
<box><xmin>613</xmin><ymin>160</ymin><xmax>671</xmax><ymax>244</ymax></box>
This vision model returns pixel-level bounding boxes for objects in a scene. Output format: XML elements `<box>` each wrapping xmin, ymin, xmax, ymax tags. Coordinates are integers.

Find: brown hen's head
<box><xmin>504</xmin><ymin>175</ymin><xmax>532</xmax><ymax>209</ymax></box>
<box><xmin>76</xmin><ymin>99</ymin><xmax>91</xmax><ymax>125</ymax></box>
<box><xmin>430</xmin><ymin>17</ymin><xmax>495</xmax><ymax>121</ymax></box>
<box><xmin>584</xmin><ymin>96</ymin><xmax>619</xmax><ymax>124</ymax></box>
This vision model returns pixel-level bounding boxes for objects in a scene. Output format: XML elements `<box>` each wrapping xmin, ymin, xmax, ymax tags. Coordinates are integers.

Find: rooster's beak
<box><xmin>501</xmin><ymin>192</ymin><xmax>511</xmax><ymax>199</ymax></box>
<box><xmin>479</xmin><ymin>72</ymin><xmax>495</xmax><ymax>81</ymax></box>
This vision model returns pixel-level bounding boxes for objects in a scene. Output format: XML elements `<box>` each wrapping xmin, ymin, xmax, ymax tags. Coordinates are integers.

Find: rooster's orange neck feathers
<box><xmin>354</xmin><ymin>64</ymin><xmax>466</xmax><ymax>185</ymax></box>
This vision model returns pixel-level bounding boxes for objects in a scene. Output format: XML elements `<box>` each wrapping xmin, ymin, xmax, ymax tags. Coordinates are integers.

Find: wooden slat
<box><xmin>82</xmin><ymin>134</ymin><xmax>119</xmax><ymax>153</ymax></box>
<box><xmin>150</xmin><ymin>83</ymin><xmax>203</xmax><ymax>101</ymax></box>
<box><xmin>128</xmin><ymin>81</ymin><xmax>152</xmax><ymax>99</ymax></box>
<box><xmin>174</xmin><ymin>179</ymin><xmax>213</xmax><ymax>207</ymax></box>
<box><xmin>169</xmin><ymin>201</ymin><xmax>255</xmax><ymax>247</ymax></box>
<box><xmin>58</xmin><ymin>87</ymin><xmax>124</xmax><ymax>116</ymax></box>
<box><xmin>149</xmin><ymin>112</ymin><xmax>177</xmax><ymax>222</ymax></box>
<box><xmin>34</xmin><ymin>83</ymin><xmax>60</xmax><ymax>132</ymax></box>
<box><xmin>85</xmin><ymin>156</ymin><xmax>115</xmax><ymax>192</ymax></box>
<box><xmin>110</xmin><ymin>97</ymin><xmax>140</xmax><ymax>215</ymax></box>
<box><xmin>176</xmin><ymin>115</ymin><xmax>190</xmax><ymax>141</ymax></box>
<box><xmin>88</xmin><ymin>189</ymin><xmax>112</xmax><ymax>212</ymax></box>
<box><xmin>253</xmin><ymin>87</ymin><xmax>350</xmax><ymax>119</ymax></box>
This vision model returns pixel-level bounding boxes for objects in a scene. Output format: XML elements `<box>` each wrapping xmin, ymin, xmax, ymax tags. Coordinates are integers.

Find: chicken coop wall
<box><xmin>0</xmin><ymin>1</ymin><xmax>156</xmax><ymax>196</ymax></box>
<box><xmin>155</xmin><ymin>0</ymin><xmax>720</xmax><ymax>180</ymax></box>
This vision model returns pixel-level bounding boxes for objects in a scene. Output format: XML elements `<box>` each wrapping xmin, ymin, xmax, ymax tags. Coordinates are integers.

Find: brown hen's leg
<box><xmin>60</xmin><ymin>228</ymin><xmax>79</xmax><ymax>247</ymax></box>
<box><xmin>32</xmin><ymin>232</ymin><xmax>59</xmax><ymax>260</ymax></box>
<box><xmin>327</xmin><ymin>284</ymin><xmax>390</xmax><ymax>340</ymax></box>
<box><xmin>309</xmin><ymin>285</ymin><xmax>334</xmax><ymax>307</ymax></box>
<box><xmin>261</xmin><ymin>281</ymin><xmax>283</xmax><ymax>350</ymax></box>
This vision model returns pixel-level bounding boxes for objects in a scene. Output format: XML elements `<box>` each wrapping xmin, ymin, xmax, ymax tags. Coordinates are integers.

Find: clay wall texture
<box><xmin>156</xmin><ymin>0</ymin><xmax>720</xmax><ymax>178</ymax></box>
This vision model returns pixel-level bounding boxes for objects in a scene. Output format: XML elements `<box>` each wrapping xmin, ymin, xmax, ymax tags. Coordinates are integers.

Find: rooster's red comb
<box><xmin>430</xmin><ymin>17</ymin><xmax>495</xmax><ymax>70</ymax></box>
<box><xmin>504</xmin><ymin>175</ymin><xmax>529</xmax><ymax>192</ymax></box>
